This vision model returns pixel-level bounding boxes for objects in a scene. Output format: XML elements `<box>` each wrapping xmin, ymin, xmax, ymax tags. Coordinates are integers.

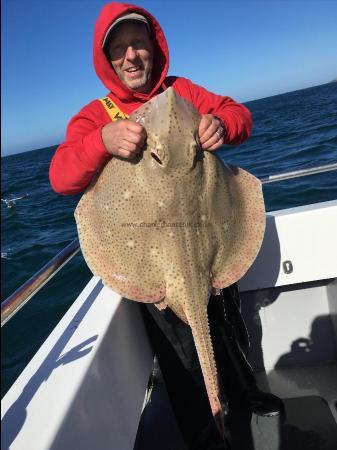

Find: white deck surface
<box><xmin>256</xmin><ymin>364</ymin><xmax>337</xmax><ymax>422</ymax></box>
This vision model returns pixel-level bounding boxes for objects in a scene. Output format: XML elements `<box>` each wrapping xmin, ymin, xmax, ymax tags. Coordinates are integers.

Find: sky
<box><xmin>2</xmin><ymin>0</ymin><xmax>337</xmax><ymax>156</ymax></box>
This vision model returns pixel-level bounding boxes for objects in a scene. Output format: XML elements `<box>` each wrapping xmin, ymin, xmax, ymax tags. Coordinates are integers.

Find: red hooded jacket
<box><xmin>49</xmin><ymin>2</ymin><xmax>252</xmax><ymax>195</ymax></box>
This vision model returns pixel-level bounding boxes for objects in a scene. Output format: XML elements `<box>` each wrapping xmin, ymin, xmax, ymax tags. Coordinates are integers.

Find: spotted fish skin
<box><xmin>75</xmin><ymin>87</ymin><xmax>265</xmax><ymax>436</ymax></box>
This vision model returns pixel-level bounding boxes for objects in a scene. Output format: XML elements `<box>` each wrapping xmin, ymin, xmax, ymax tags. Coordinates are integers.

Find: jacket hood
<box><xmin>93</xmin><ymin>2</ymin><xmax>169</xmax><ymax>102</ymax></box>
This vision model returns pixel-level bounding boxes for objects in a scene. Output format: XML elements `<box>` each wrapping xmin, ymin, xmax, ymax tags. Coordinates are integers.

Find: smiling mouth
<box><xmin>125</xmin><ymin>66</ymin><xmax>143</xmax><ymax>73</ymax></box>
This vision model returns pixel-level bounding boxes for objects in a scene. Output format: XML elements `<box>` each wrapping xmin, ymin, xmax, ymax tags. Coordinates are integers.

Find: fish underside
<box><xmin>75</xmin><ymin>87</ymin><xmax>265</xmax><ymax>437</ymax></box>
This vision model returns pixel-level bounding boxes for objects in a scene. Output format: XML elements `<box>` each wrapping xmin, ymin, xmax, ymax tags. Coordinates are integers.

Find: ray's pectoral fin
<box><xmin>212</xmin><ymin>165</ymin><xmax>266</xmax><ymax>289</ymax></box>
<box><xmin>185</xmin><ymin>304</ymin><xmax>226</xmax><ymax>438</ymax></box>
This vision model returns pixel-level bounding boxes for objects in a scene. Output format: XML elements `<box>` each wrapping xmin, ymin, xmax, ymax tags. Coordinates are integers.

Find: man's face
<box><xmin>107</xmin><ymin>21</ymin><xmax>154</xmax><ymax>93</ymax></box>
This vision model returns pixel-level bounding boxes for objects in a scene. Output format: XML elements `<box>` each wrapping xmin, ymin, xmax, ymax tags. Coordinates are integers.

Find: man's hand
<box><xmin>198</xmin><ymin>114</ymin><xmax>226</xmax><ymax>151</ymax></box>
<box><xmin>102</xmin><ymin>119</ymin><xmax>147</xmax><ymax>159</ymax></box>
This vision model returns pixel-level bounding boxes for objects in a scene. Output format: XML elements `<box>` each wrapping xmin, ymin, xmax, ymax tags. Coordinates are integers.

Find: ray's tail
<box><xmin>186</xmin><ymin>305</ymin><xmax>226</xmax><ymax>438</ymax></box>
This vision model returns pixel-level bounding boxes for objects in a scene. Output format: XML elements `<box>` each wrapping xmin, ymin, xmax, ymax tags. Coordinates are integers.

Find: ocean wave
<box><xmin>1</xmin><ymin>250</ymin><xmax>12</xmax><ymax>260</ymax></box>
<box><xmin>1</xmin><ymin>194</ymin><xmax>29</xmax><ymax>208</ymax></box>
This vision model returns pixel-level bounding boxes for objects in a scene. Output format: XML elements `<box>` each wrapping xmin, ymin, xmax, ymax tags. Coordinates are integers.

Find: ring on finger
<box><xmin>216</xmin><ymin>127</ymin><xmax>224</xmax><ymax>140</ymax></box>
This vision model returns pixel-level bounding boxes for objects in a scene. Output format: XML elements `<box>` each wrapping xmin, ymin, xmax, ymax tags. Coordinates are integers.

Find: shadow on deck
<box><xmin>134</xmin><ymin>375</ymin><xmax>337</xmax><ymax>450</ymax></box>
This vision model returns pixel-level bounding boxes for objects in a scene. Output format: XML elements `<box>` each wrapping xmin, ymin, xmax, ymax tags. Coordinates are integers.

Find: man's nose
<box><xmin>125</xmin><ymin>45</ymin><xmax>137</xmax><ymax>60</ymax></box>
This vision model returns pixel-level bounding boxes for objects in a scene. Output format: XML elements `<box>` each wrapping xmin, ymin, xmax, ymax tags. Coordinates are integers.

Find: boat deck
<box><xmin>135</xmin><ymin>363</ymin><xmax>337</xmax><ymax>450</ymax></box>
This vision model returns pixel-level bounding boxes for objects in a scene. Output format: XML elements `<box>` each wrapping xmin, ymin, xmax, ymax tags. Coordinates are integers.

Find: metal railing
<box><xmin>1</xmin><ymin>239</ymin><xmax>80</xmax><ymax>326</ymax></box>
<box><xmin>260</xmin><ymin>163</ymin><xmax>337</xmax><ymax>184</ymax></box>
<box><xmin>1</xmin><ymin>162</ymin><xmax>337</xmax><ymax>327</ymax></box>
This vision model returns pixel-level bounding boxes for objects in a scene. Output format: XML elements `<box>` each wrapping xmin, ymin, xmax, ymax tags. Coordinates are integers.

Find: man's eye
<box><xmin>134</xmin><ymin>39</ymin><xmax>145</xmax><ymax>47</ymax></box>
<box><xmin>109</xmin><ymin>44</ymin><xmax>124</xmax><ymax>59</ymax></box>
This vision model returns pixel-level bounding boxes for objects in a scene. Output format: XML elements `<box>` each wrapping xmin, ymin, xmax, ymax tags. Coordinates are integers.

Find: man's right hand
<box><xmin>101</xmin><ymin>119</ymin><xmax>147</xmax><ymax>159</ymax></box>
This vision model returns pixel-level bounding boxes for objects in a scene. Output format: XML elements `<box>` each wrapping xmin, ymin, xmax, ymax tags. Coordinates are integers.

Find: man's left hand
<box><xmin>198</xmin><ymin>114</ymin><xmax>226</xmax><ymax>151</ymax></box>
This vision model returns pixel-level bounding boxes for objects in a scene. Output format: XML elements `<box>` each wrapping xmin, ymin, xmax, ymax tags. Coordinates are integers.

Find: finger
<box><xmin>202</xmin><ymin>127</ymin><xmax>225</xmax><ymax>149</ymax></box>
<box><xmin>120</xmin><ymin>139</ymin><xmax>143</xmax><ymax>153</ymax></box>
<box><xmin>127</xmin><ymin>124</ymin><xmax>147</xmax><ymax>145</ymax></box>
<box><xmin>198</xmin><ymin>115</ymin><xmax>213</xmax><ymax>134</ymax></box>
<box><xmin>116</xmin><ymin>148</ymin><xmax>136</xmax><ymax>159</ymax></box>
<box><xmin>127</xmin><ymin>120</ymin><xmax>147</xmax><ymax>137</ymax></box>
<box><xmin>201</xmin><ymin>133</ymin><xmax>218</xmax><ymax>149</ymax></box>
<box><xmin>204</xmin><ymin>136</ymin><xmax>225</xmax><ymax>151</ymax></box>
<box><xmin>199</xmin><ymin>120</ymin><xmax>218</xmax><ymax>145</ymax></box>
<box><xmin>125</xmin><ymin>130</ymin><xmax>146</xmax><ymax>146</ymax></box>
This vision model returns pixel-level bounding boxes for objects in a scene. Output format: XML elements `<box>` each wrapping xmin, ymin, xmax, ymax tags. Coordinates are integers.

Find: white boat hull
<box><xmin>2</xmin><ymin>200</ymin><xmax>337</xmax><ymax>449</ymax></box>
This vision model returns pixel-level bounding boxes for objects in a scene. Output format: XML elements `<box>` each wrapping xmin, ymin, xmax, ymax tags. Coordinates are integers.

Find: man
<box><xmin>49</xmin><ymin>2</ymin><xmax>250</xmax><ymax>195</ymax></box>
<box><xmin>49</xmin><ymin>3</ymin><xmax>284</xmax><ymax>449</ymax></box>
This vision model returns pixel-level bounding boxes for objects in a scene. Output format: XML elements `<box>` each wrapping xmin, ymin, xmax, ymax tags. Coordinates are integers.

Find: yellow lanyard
<box><xmin>99</xmin><ymin>96</ymin><xmax>129</xmax><ymax>121</ymax></box>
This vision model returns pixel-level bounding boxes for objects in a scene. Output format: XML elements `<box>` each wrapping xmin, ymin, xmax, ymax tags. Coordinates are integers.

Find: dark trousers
<box><xmin>140</xmin><ymin>285</ymin><xmax>256</xmax><ymax>449</ymax></box>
